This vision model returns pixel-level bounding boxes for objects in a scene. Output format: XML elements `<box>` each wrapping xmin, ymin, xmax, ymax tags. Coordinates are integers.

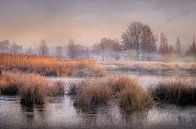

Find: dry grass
<box><xmin>0</xmin><ymin>53</ymin><xmax>106</xmax><ymax>77</ymax></box>
<box><xmin>47</xmin><ymin>81</ymin><xmax>65</xmax><ymax>97</ymax></box>
<box><xmin>0</xmin><ymin>72</ymin><xmax>65</xmax><ymax>106</ymax></box>
<box><xmin>73</xmin><ymin>76</ymin><xmax>152</xmax><ymax>111</ymax></box>
<box><xmin>73</xmin><ymin>82</ymin><xmax>112</xmax><ymax>109</ymax></box>
<box><xmin>107</xmin><ymin>76</ymin><xmax>152</xmax><ymax>110</ymax></box>
<box><xmin>152</xmin><ymin>80</ymin><xmax>196</xmax><ymax>105</ymax></box>
<box><xmin>101</xmin><ymin>61</ymin><xmax>196</xmax><ymax>75</ymax></box>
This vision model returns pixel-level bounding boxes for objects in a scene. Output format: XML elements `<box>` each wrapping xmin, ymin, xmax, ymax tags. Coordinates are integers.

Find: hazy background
<box><xmin>0</xmin><ymin>0</ymin><xmax>196</xmax><ymax>46</ymax></box>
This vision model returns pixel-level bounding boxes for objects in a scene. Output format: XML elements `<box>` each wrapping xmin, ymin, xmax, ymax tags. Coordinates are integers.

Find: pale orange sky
<box><xmin>0</xmin><ymin>0</ymin><xmax>195</xmax><ymax>47</ymax></box>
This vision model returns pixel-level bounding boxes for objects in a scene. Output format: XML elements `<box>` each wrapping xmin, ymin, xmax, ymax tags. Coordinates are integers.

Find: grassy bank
<box><xmin>0</xmin><ymin>72</ymin><xmax>65</xmax><ymax>106</ymax></box>
<box><xmin>0</xmin><ymin>53</ymin><xmax>106</xmax><ymax>77</ymax></box>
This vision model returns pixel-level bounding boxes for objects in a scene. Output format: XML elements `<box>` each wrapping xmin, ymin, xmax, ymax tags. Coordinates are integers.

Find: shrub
<box><xmin>152</xmin><ymin>81</ymin><xmax>196</xmax><ymax>105</ymax></box>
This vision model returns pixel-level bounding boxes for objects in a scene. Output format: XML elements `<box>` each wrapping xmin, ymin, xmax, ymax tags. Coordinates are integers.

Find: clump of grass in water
<box><xmin>73</xmin><ymin>83</ymin><xmax>112</xmax><ymax>109</ymax></box>
<box><xmin>21</xmin><ymin>86</ymin><xmax>45</xmax><ymax>106</ymax></box>
<box><xmin>47</xmin><ymin>81</ymin><xmax>65</xmax><ymax>97</ymax></box>
<box><xmin>0</xmin><ymin>72</ymin><xmax>24</xmax><ymax>95</ymax></box>
<box><xmin>119</xmin><ymin>87</ymin><xmax>152</xmax><ymax>111</ymax></box>
<box><xmin>0</xmin><ymin>72</ymin><xmax>65</xmax><ymax>106</ymax></box>
<box><xmin>20</xmin><ymin>74</ymin><xmax>47</xmax><ymax>106</ymax></box>
<box><xmin>107</xmin><ymin>76</ymin><xmax>152</xmax><ymax>111</ymax></box>
<box><xmin>73</xmin><ymin>76</ymin><xmax>152</xmax><ymax>111</ymax></box>
<box><xmin>152</xmin><ymin>80</ymin><xmax>196</xmax><ymax>106</ymax></box>
<box><xmin>66</xmin><ymin>82</ymin><xmax>81</xmax><ymax>96</ymax></box>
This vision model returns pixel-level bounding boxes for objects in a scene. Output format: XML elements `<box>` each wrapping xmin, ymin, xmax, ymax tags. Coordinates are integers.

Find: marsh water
<box><xmin>0</xmin><ymin>70</ymin><xmax>196</xmax><ymax>129</ymax></box>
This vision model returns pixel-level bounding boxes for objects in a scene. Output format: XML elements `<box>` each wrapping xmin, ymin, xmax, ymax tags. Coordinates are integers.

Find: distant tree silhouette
<box><xmin>10</xmin><ymin>42</ymin><xmax>23</xmax><ymax>54</ymax></box>
<box><xmin>159</xmin><ymin>32</ymin><xmax>169</xmax><ymax>55</ymax></box>
<box><xmin>175</xmin><ymin>37</ymin><xmax>181</xmax><ymax>55</ymax></box>
<box><xmin>56</xmin><ymin>46</ymin><xmax>63</xmax><ymax>57</ymax></box>
<box><xmin>39</xmin><ymin>40</ymin><xmax>48</xmax><ymax>56</ymax></box>
<box><xmin>0</xmin><ymin>40</ymin><xmax>10</xmax><ymax>53</ymax></box>
<box><xmin>67</xmin><ymin>39</ymin><xmax>78</xmax><ymax>59</ymax></box>
<box><xmin>93</xmin><ymin>37</ymin><xmax>121</xmax><ymax>60</ymax></box>
<box><xmin>121</xmin><ymin>21</ymin><xmax>156</xmax><ymax>60</ymax></box>
<box><xmin>25</xmin><ymin>47</ymin><xmax>34</xmax><ymax>55</ymax></box>
<box><xmin>187</xmin><ymin>37</ymin><xmax>196</xmax><ymax>56</ymax></box>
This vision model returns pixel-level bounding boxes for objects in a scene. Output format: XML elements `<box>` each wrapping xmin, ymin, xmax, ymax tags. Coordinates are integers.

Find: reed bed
<box><xmin>0</xmin><ymin>72</ymin><xmax>65</xmax><ymax>106</ymax></box>
<box><xmin>0</xmin><ymin>53</ymin><xmax>106</xmax><ymax>77</ymax></box>
<box><xmin>152</xmin><ymin>80</ymin><xmax>196</xmax><ymax>105</ymax></box>
<box><xmin>101</xmin><ymin>61</ymin><xmax>196</xmax><ymax>75</ymax></box>
<box><xmin>73</xmin><ymin>82</ymin><xmax>112</xmax><ymax>109</ymax></box>
<box><xmin>72</xmin><ymin>76</ymin><xmax>152</xmax><ymax>111</ymax></box>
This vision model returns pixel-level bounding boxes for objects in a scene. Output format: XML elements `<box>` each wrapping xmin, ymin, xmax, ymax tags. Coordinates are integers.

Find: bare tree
<box><xmin>67</xmin><ymin>39</ymin><xmax>78</xmax><ymax>59</ymax></box>
<box><xmin>56</xmin><ymin>46</ymin><xmax>63</xmax><ymax>57</ymax></box>
<box><xmin>121</xmin><ymin>21</ymin><xmax>156</xmax><ymax>60</ymax></box>
<box><xmin>10</xmin><ymin>42</ymin><xmax>23</xmax><ymax>54</ymax></box>
<box><xmin>39</xmin><ymin>40</ymin><xmax>48</xmax><ymax>56</ymax></box>
<box><xmin>159</xmin><ymin>32</ymin><xmax>169</xmax><ymax>54</ymax></box>
<box><xmin>25</xmin><ymin>47</ymin><xmax>34</xmax><ymax>55</ymax></box>
<box><xmin>0</xmin><ymin>40</ymin><xmax>10</xmax><ymax>53</ymax></box>
<box><xmin>93</xmin><ymin>37</ymin><xmax>121</xmax><ymax>60</ymax></box>
<box><xmin>175</xmin><ymin>36</ymin><xmax>181</xmax><ymax>55</ymax></box>
<box><xmin>187</xmin><ymin>37</ymin><xmax>196</xmax><ymax>56</ymax></box>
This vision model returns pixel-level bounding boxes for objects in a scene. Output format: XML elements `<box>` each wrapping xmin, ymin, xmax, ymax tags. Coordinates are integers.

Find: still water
<box><xmin>0</xmin><ymin>74</ymin><xmax>196</xmax><ymax>129</ymax></box>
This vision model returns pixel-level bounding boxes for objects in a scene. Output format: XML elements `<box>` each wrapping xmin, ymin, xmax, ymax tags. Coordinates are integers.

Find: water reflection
<box><xmin>1</xmin><ymin>96</ymin><xmax>196</xmax><ymax>129</ymax></box>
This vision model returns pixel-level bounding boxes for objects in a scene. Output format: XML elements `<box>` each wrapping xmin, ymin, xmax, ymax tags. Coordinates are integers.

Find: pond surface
<box><xmin>0</xmin><ymin>71</ymin><xmax>196</xmax><ymax>129</ymax></box>
<box><xmin>1</xmin><ymin>95</ymin><xmax>196</xmax><ymax>129</ymax></box>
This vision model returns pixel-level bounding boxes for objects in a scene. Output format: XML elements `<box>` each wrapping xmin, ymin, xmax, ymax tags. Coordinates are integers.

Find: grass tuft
<box><xmin>73</xmin><ymin>82</ymin><xmax>112</xmax><ymax>109</ymax></box>
<box><xmin>73</xmin><ymin>76</ymin><xmax>152</xmax><ymax>111</ymax></box>
<box><xmin>152</xmin><ymin>81</ymin><xmax>196</xmax><ymax>106</ymax></box>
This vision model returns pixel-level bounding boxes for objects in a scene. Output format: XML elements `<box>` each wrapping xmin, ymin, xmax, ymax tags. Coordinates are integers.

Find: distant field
<box><xmin>0</xmin><ymin>53</ymin><xmax>105</xmax><ymax>77</ymax></box>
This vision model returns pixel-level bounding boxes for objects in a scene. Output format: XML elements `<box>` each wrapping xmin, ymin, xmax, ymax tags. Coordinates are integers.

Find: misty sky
<box><xmin>0</xmin><ymin>0</ymin><xmax>196</xmax><ymax>47</ymax></box>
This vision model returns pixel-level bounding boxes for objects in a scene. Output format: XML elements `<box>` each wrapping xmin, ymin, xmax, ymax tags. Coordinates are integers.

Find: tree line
<box><xmin>0</xmin><ymin>21</ymin><xmax>196</xmax><ymax>60</ymax></box>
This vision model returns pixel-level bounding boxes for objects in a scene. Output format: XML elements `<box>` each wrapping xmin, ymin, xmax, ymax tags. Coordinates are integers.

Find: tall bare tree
<box><xmin>25</xmin><ymin>47</ymin><xmax>34</xmax><ymax>55</ymax></box>
<box><xmin>121</xmin><ymin>21</ymin><xmax>156</xmax><ymax>60</ymax></box>
<box><xmin>187</xmin><ymin>37</ymin><xmax>196</xmax><ymax>56</ymax></box>
<box><xmin>67</xmin><ymin>39</ymin><xmax>78</xmax><ymax>59</ymax></box>
<box><xmin>56</xmin><ymin>46</ymin><xmax>63</xmax><ymax>57</ymax></box>
<box><xmin>175</xmin><ymin>36</ymin><xmax>181</xmax><ymax>55</ymax></box>
<box><xmin>39</xmin><ymin>40</ymin><xmax>48</xmax><ymax>56</ymax></box>
<box><xmin>10</xmin><ymin>42</ymin><xmax>23</xmax><ymax>54</ymax></box>
<box><xmin>159</xmin><ymin>32</ymin><xmax>169</xmax><ymax>54</ymax></box>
